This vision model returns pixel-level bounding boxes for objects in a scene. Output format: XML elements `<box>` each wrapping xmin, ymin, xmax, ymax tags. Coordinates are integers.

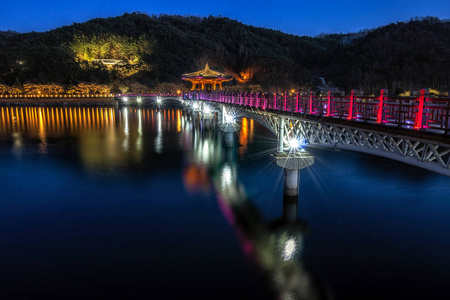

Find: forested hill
<box><xmin>0</xmin><ymin>13</ymin><xmax>448</xmax><ymax>95</ymax></box>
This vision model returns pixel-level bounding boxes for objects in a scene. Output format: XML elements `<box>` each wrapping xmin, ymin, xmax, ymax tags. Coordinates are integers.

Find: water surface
<box><xmin>1</xmin><ymin>106</ymin><xmax>450</xmax><ymax>300</ymax></box>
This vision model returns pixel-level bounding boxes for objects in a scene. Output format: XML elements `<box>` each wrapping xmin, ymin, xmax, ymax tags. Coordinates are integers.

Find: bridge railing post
<box><xmin>377</xmin><ymin>89</ymin><xmax>388</xmax><ymax>123</ymax></box>
<box><xmin>264</xmin><ymin>94</ymin><xmax>267</xmax><ymax>109</ymax></box>
<box><xmin>309</xmin><ymin>91</ymin><xmax>313</xmax><ymax>114</ymax></box>
<box><xmin>284</xmin><ymin>91</ymin><xmax>288</xmax><ymax>111</ymax></box>
<box><xmin>348</xmin><ymin>90</ymin><xmax>355</xmax><ymax>120</ymax></box>
<box><xmin>326</xmin><ymin>90</ymin><xmax>332</xmax><ymax>116</ymax></box>
<box><xmin>415</xmin><ymin>88</ymin><xmax>429</xmax><ymax>129</ymax></box>
<box><xmin>445</xmin><ymin>96</ymin><xmax>450</xmax><ymax>135</ymax></box>
<box><xmin>273</xmin><ymin>92</ymin><xmax>277</xmax><ymax>110</ymax></box>
<box><xmin>295</xmin><ymin>91</ymin><xmax>299</xmax><ymax>113</ymax></box>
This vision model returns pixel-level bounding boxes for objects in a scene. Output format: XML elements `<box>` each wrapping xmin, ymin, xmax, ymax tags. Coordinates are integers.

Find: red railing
<box><xmin>196</xmin><ymin>89</ymin><xmax>450</xmax><ymax>135</ymax></box>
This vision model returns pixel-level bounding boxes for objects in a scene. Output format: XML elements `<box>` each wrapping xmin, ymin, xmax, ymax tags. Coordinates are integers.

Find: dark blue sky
<box><xmin>1</xmin><ymin>0</ymin><xmax>449</xmax><ymax>36</ymax></box>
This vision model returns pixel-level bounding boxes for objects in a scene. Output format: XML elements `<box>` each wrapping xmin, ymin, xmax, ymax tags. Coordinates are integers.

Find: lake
<box><xmin>1</xmin><ymin>106</ymin><xmax>450</xmax><ymax>300</ymax></box>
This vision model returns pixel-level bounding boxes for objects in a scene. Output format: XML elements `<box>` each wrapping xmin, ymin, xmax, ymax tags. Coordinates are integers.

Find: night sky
<box><xmin>1</xmin><ymin>0</ymin><xmax>449</xmax><ymax>36</ymax></box>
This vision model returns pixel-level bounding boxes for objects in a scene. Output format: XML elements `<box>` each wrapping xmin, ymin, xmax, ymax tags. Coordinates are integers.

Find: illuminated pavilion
<box><xmin>182</xmin><ymin>63</ymin><xmax>233</xmax><ymax>90</ymax></box>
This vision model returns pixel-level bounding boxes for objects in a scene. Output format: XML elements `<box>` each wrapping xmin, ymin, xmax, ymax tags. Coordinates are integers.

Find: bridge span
<box><xmin>114</xmin><ymin>93</ymin><xmax>182</xmax><ymax>105</ymax></box>
<box><xmin>190</xmin><ymin>90</ymin><xmax>450</xmax><ymax>176</ymax></box>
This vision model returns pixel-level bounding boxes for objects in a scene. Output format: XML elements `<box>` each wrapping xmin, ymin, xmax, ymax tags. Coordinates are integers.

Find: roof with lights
<box><xmin>182</xmin><ymin>63</ymin><xmax>233</xmax><ymax>80</ymax></box>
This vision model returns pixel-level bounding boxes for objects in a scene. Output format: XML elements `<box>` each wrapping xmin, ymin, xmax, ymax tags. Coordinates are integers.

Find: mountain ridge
<box><xmin>0</xmin><ymin>13</ymin><xmax>448</xmax><ymax>94</ymax></box>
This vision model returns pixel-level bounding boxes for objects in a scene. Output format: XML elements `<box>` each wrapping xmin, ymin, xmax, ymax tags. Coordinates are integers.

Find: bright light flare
<box><xmin>204</xmin><ymin>106</ymin><xmax>211</xmax><ymax>114</ymax></box>
<box><xmin>289</xmin><ymin>138</ymin><xmax>300</xmax><ymax>149</ymax></box>
<box><xmin>193</xmin><ymin>103</ymin><xmax>199</xmax><ymax>110</ymax></box>
<box><xmin>225</xmin><ymin>114</ymin><xmax>234</xmax><ymax>123</ymax></box>
<box><xmin>157</xmin><ymin>97</ymin><xmax>162</xmax><ymax>104</ymax></box>
<box><xmin>282</xmin><ymin>238</ymin><xmax>297</xmax><ymax>261</ymax></box>
<box><xmin>137</xmin><ymin>96</ymin><xmax>142</xmax><ymax>102</ymax></box>
<box><xmin>288</xmin><ymin>137</ymin><xmax>307</xmax><ymax>150</ymax></box>
<box><xmin>222</xmin><ymin>165</ymin><xmax>232</xmax><ymax>187</ymax></box>
<box><xmin>123</xmin><ymin>97</ymin><xmax>128</xmax><ymax>102</ymax></box>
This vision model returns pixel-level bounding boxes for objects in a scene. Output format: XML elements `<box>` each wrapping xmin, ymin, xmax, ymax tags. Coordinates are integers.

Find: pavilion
<box><xmin>182</xmin><ymin>63</ymin><xmax>233</xmax><ymax>90</ymax></box>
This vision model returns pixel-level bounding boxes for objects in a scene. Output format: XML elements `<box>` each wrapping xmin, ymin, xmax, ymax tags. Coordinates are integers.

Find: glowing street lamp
<box><xmin>288</xmin><ymin>137</ymin><xmax>307</xmax><ymax>151</ymax></box>
<box><xmin>225</xmin><ymin>114</ymin><xmax>234</xmax><ymax>123</ymax></box>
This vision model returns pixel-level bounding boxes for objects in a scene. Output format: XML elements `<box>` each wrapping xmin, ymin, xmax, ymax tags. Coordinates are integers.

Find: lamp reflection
<box><xmin>155</xmin><ymin>111</ymin><xmax>163</xmax><ymax>153</ymax></box>
<box><xmin>182</xmin><ymin>117</ymin><xmax>331</xmax><ymax>300</ymax></box>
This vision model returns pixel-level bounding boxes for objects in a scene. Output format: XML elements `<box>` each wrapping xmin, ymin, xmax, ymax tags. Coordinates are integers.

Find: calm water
<box><xmin>1</xmin><ymin>106</ymin><xmax>450</xmax><ymax>300</ymax></box>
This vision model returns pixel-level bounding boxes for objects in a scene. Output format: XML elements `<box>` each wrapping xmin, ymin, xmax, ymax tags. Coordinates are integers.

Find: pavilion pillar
<box><xmin>201</xmin><ymin>82</ymin><xmax>205</xmax><ymax>90</ymax></box>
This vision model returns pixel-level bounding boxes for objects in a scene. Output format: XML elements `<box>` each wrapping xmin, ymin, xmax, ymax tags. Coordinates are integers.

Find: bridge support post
<box><xmin>278</xmin><ymin>117</ymin><xmax>285</xmax><ymax>152</ymax></box>
<box><xmin>219</xmin><ymin>112</ymin><xmax>240</xmax><ymax>148</ymax></box>
<box><xmin>271</xmin><ymin>151</ymin><xmax>315</xmax><ymax>197</ymax></box>
<box><xmin>284</xmin><ymin>169</ymin><xmax>299</xmax><ymax>197</ymax></box>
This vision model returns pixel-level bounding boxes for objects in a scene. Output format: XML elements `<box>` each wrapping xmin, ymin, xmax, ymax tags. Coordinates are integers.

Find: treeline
<box><xmin>0</xmin><ymin>82</ymin><xmax>109</xmax><ymax>95</ymax></box>
<box><xmin>0</xmin><ymin>14</ymin><xmax>449</xmax><ymax>95</ymax></box>
<box><xmin>330</xmin><ymin>17</ymin><xmax>450</xmax><ymax>94</ymax></box>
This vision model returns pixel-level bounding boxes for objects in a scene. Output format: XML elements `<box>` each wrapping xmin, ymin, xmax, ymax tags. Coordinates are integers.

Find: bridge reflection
<box><xmin>182</xmin><ymin>115</ymin><xmax>331</xmax><ymax>300</ymax></box>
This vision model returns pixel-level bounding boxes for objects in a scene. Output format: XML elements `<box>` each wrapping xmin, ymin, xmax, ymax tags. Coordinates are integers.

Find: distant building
<box><xmin>182</xmin><ymin>63</ymin><xmax>233</xmax><ymax>90</ymax></box>
<box><xmin>317</xmin><ymin>77</ymin><xmax>341</xmax><ymax>94</ymax></box>
<box><xmin>91</xmin><ymin>59</ymin><xmax>125</xmax><ymax>66</ymax></box>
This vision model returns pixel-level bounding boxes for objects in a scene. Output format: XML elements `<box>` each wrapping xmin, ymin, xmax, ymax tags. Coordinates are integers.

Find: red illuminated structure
<box><xmin>196</xmin><ymin>89</ymin><xmax>450</xmax><ymax>134</ymax></box>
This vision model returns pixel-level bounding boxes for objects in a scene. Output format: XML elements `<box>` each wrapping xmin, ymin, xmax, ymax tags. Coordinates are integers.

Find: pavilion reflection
<box><xmin>182</xmin><ymin>115</ymin><xmax>331</xmax><ymax>300</ymax></box>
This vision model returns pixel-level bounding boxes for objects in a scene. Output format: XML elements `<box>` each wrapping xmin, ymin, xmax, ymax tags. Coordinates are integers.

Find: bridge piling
<box><xmin>278</xmin><ymin>117</ymin><xmax>285</xmax><ymax>153</ymax></box>
<box><xmin>272</xmin><ymin>151</ymin><xmax>315</xmax><ymax>197</ymax></box>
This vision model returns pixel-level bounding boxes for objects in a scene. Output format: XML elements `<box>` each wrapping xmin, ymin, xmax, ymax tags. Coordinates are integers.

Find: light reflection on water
<box><xmin>1</xmin><ymin>106</ymin><xmax>450</xmax><ymax>299</ymax></box>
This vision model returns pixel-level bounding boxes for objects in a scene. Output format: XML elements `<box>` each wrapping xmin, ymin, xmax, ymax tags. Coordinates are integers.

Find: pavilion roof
<box><xmin>182</xmin><ymin>63</ymin><xmax>233</xmax><ymax>80</ymax></box>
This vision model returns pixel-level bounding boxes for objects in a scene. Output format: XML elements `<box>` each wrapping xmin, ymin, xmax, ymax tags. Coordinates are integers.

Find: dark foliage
<box><xmin>0</xmin><ymin>14</ymin><xmax>448</xmax><ymax>94</ymax></box>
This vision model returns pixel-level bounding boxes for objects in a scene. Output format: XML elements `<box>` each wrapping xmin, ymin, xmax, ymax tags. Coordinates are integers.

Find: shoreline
<box><xmin>0</xmin><ymin>97</ymin><xmax>116</xmax><ymax>107</ymax></box>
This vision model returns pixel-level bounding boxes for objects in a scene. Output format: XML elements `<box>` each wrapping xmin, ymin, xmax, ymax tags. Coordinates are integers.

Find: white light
<box><xmin>222</xmin><ymin>165</ymin><xmax>232</xmax><ymax>186</ymax></box>
<box><xmin>289</xmin><ymin>138</ymin><xmax>300</xmax><ymax>149</ymax></box>
<box><xmin>288</xmin><ymin>137</ymin><xmax>307</xmax><ymax>149</ymax></box>
<box><xmin>137</xmin><ymin>96</ymin><xmax>142</xmax><ymax>102</ymax></box>
<box><xmin>282</xmin><ymin>238</ymin><xmax>297</xmax><ymax>261</ymax></box>
<box><xmin>193</xmin><ymin>103</ymin><xmax>199</xmax><ymax>109</ymax></box>
<box><xmin>204</xmin><ymin>106</ymin><xmax>211</xmax><ymax>114</ymax></box>
<box><xmin>123</xmin><ymin>97</ymin><xmax>128</xmax><ymax>102</ymax></box>
<box><xmin>225</xmin><ymin>114</ymin><xmax>234</xmax><ymax>123</ymax></box>
<box><xmin>157</xmin><ymin>97</ymin><xmax>162</xmax><ymax>104</ymax></box>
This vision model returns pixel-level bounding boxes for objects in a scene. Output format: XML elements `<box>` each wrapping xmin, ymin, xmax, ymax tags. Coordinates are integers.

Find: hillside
<box><xmin>0</xmin><ymin>13</ymin><xmax>448</xmax><ymax>95</ymax></box>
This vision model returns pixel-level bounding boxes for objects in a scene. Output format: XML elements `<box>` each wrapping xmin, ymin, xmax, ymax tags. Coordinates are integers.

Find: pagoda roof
<box><xmin>182</xmin><ymin>63</ymin><xmax>233</xmax><ymax>80</ymax></box>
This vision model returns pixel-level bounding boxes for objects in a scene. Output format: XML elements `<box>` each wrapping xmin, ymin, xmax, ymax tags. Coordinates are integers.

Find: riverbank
<box><xmin>0</xmin><ymin>97</ymin><xmax>116</xmax><ymax>107</ymax></box>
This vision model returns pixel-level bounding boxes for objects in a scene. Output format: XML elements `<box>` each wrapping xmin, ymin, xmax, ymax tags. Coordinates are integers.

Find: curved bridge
<box><xmin>194</xmin><ymin>98</ymin><xmax>450</xmax><ymax>177</ymax></box>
